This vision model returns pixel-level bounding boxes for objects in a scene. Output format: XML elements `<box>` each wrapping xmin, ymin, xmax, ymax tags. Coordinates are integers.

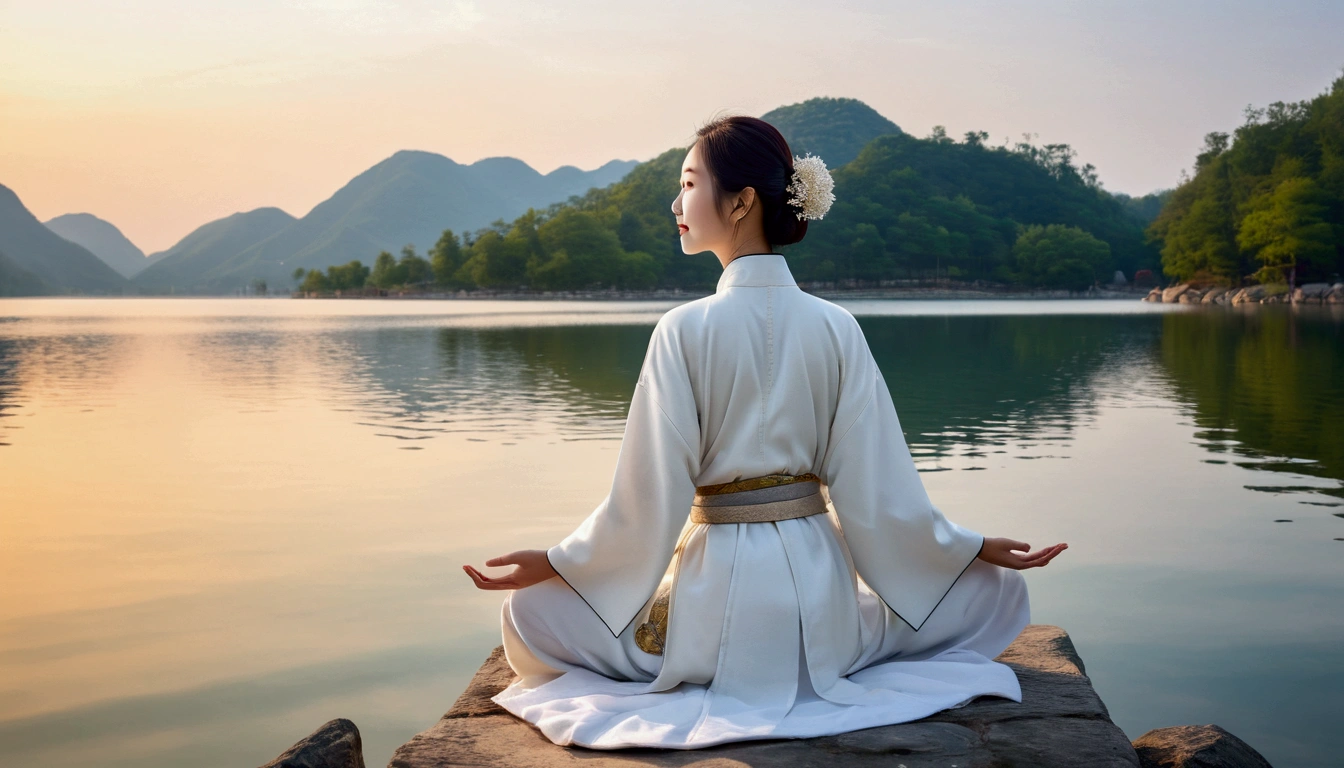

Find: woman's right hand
<box><xmin>463</xmin><ymin>549</ymin><xmax>558</xmax><ymax>590</ymax></box>
<box><xmin>977</xmin><ymin>537</ymin><xmax>1067</xmax><ymax>570</ymax></box>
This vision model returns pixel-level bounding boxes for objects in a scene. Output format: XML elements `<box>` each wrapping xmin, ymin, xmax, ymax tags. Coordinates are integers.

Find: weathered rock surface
<box><xmin>1162</xmin><ymin>284</ymin><xmax>1191</xmax><ymax>303</ymax></box>
<box><xmin>261</xmin><ymin>718</ymin><xmax>365</xmax><ymax>768</ymax></box>
<box><xmin>388</xmin><ymin>624</ymin><xmax>1139</xmax><ymax>767</ymax></box>
<box><xmin>1132</xmin><ymin>724</ymin><xmax>1273</xmax><ymax>768</ymax></box>
<box><xmin>1200</xmin><ymin>287</ymin><xmax>1228</xmax><ymax>304</ymax></box>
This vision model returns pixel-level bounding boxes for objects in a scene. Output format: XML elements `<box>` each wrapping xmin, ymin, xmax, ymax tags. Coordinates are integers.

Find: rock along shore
<box><xmin>260</xmin><ymin>624</ymin><xmax>1275</xmax><ymax>768</ymax></box>
<box><xmin>1142</xmin><ymin>281</ymin><xmax>1344</xmax><ymax>306</ymax></box>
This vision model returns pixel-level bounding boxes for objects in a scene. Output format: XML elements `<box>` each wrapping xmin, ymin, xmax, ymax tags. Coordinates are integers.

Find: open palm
<box><xmin>977</xmin><ymin>537</ymin><xmax>1067</xmax><ymax>569</ymax></box>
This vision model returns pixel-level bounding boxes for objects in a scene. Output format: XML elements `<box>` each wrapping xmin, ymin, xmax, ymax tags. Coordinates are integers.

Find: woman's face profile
<box><xmin>672</xmin><ymin>142</ymin><xmax>731</xmax><ymax>257</ymax></box>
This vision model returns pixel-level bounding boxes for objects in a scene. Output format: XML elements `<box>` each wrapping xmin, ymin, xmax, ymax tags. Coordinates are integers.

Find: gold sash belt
<box><xmin>636</xmin><ymin>472</ymin><xmax>827</xmax><ymax>655</ymax></box>
<box><xmin>690</xmin><ymin>472</ymin><xmax>826</xmax><ymax>524</ymax></box>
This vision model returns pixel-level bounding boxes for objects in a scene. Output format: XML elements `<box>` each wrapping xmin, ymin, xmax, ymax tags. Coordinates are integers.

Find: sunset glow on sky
<box><xmin>2</xmin><ymin>0</ymin><xmax>1340</xmax><ymax>254</ymax></box>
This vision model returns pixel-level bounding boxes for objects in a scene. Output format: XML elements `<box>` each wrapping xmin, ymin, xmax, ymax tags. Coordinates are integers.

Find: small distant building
<box><xmin>1112</xmin><ymin>270</ymin><xmax>1128</xmax><ymax>285</ymax></box>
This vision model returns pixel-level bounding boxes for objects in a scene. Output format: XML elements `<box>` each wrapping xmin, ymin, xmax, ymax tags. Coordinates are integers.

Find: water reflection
<box><xmin>0</xmin><ymin>332</ymin><xmax>128</xmax><ymax>423</ymax></box>
<box><xmin>252</xmin><ymin>324</ymin><xmax>655</xmax><ymax>448</ymax></box>
<box><xmin>861</xmin><ymin>315</ymin><xmax>1161</xmax><ymax>468</ymax></box>
<box><xmin>0</xmin><ymin>338</ymin><xmax>20</xmax><ymax>447</ymax></box>
<box><xmin>0</xmin><ymin>299</ymin><xmax>1341</xmax><ymax>768</ymax></box>
<box><xmin>1157</xmin><ymin>308</ymin><xmax>1344</xmax><ymax>510</ymax></box>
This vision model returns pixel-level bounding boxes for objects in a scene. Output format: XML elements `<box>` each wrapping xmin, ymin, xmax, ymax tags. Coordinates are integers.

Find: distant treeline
<box><xmin>297</xmin><ymin>139</ymin><xmax>1170</xmax><ymax>295</ymax></box>
<box><xmin>1148</xmin><ymin>73</ymin><xmax>1344</xmax><ymax>286</ymax></box>
<box><xmin>313</xmin><ymin>86</ymin><xmax>1344</xmax><ymax>297</ymax></box>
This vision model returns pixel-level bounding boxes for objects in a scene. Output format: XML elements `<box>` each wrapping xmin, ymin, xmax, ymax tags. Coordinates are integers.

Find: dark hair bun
<box><xmin>695</xmin><ymin>115</ymin><xmax>809</xmax><ymax>248</ymax></box>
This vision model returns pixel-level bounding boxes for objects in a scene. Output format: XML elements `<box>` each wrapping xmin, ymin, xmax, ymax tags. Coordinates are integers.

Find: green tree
<box><xmin>1012</xmin><ymin>224</ymin><xmax>1110</xmax><ymax>290</ymax></box>
<box><xmin>369</xmin><ymin>251</ymin><xmax>399</xmax><ymax>289</ymax></box>
<box><xmin>1148</xmin><ymin>73</ymin><xmax>1344</xmax><ymax>285</ymax></box>
<box><xmin>532</xmin><ymin>209</ymin><xmax>624</xmax><ymax>289</ymax></box>
<box><xmin>398</xmin><ymin>245</ymin><xmax>432</xmax><ymax>286</ymax></box>
<box><xmin>1148</xmin><ymin>154</ymin><xmax>1240</xmax><ymax>284</ymax></box>
<box><xmin>458</xmin><ymin>218</ymin><xmax>535</xmax><ymax>288</ymax></box>
<box><xmin>429</xmin><ymin>229</ymin><xmax>465</xmax><ymax>287</ymax></box>
<box><xmin>1237</xmin><ymin>176</ymin><xmax>1336</xmax><ymax>284</ymax></box>
<box><xmin>299</xmin><ymin>269</ymin><xmax>331</xmax><ymax>294</ymax></box>
<box><xmin>326</xmin><ymin>260</ymin><xmax>369</xmax><ymax>291</ymax></box>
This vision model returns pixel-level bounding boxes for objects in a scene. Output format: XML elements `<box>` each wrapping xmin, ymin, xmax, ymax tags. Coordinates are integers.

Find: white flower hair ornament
<box><xmin>784</xmin><ymin>153</ymin><xmax>836</xmax><ymax>221</ymax></box>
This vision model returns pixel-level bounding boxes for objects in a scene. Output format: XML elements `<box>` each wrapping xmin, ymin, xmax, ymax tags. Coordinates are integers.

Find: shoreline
<box><xmin>1143</xmin><ymin>281</ymin><xmax>1344</xmax><ymax>305</ymax></box>
<box><xmin>287</xmin><ymin>284</ymin><xmax>1155</xmax><ymax>302</ymax></box>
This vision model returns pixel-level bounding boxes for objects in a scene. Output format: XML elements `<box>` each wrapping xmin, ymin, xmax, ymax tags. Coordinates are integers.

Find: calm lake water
<box><xmin>1</xmin><ymin>297</ymin><xmax>1340</xmax><ymax>768</ymax></box>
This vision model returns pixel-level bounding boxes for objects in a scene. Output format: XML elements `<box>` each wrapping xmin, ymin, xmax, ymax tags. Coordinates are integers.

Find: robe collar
<box><xmin>715</xmin><ymin>253</ymin><xmax>798</xmax><ymax>293</ymax></box>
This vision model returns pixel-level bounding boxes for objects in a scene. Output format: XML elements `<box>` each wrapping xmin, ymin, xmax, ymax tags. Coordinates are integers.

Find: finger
<box><xmin>1021</xmin><ymin>543</ymin><xmax>1066</xmax><ymax>562</ymax></box>
<box><xmin>1029</xmin><ymin>546</ymin><xmax>1067</xmax><ymax>568</ymax></box>
<box><xmin>464</xmin><ymin>566</ymin><xmax>492</xmax><ymax>589</ymax></box>
<box><xmin>485</xmin><ymin>551</ymin><xmax>524</xmax><ymax>568</ymax></box>
<box><xmin>1019</xmin><ymin>547</ymin><xmax>1056</xmax><ymax>564</ymax></box>
<box><xmin>466</xmin><ymin>567</ymin><xmax>515</xmax><ymax>590</ymax></box>
<box><xmin>1007</xmin><ymin>540</ymin><xmax>1030</xmax><ymax>553</ymax></box>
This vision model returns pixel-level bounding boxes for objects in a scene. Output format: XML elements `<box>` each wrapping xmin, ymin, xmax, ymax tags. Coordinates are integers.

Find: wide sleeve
<box><xmin>820</xmin><ymin>323</ymin><xmax>985</xmax><ymax>633</ymax></box>
<box><xmin>545</xmin><ymin>315</ymin><xmax>701</xmax><ymax>638</ymax></box>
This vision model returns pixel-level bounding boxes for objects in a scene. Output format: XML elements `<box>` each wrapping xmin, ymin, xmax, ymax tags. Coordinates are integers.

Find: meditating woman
<box><xmin>463</xmin><ymin>114</ymin><xmax>1067</xmax><ymax>750</ymax></box>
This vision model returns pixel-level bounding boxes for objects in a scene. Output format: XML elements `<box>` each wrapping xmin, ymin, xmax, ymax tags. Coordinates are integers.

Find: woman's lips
<box><xmin>678</xmin><ymin>225</ymin><xmax>689</xmax><ymax>233</ymax></box>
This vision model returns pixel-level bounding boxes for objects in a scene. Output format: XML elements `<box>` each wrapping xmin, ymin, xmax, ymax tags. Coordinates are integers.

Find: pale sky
<box><xmin>2</xmin><ymin>0</ymin><xmax>1341</xmax><ymax>254</ymax></box>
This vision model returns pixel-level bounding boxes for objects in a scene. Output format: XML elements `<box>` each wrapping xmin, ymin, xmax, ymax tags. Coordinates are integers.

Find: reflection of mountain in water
<box><xmin>337</xmin><ymin>315</ymin><xmax>1156</xmax><ymax>465</ymax></box>
<box><xmin>861</xmin><ymin>315</ymin><xmax>1163</xmax><ymax>470</ymax></box>
<box><xmin>324</xmin><ymin>325</ymin><xmax>652</xmax><ymax>446</ymax></box>
<box><xmin>1157</xmin><ymin>309</ymin><xmax>1344</xmax><ymax>508</ymax></box>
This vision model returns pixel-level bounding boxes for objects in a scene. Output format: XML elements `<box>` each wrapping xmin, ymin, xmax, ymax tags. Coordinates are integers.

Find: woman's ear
<box><xmin>733</xmin><ymin>187</ymin><xmax>757</xmax><ymax>223</ymax></box>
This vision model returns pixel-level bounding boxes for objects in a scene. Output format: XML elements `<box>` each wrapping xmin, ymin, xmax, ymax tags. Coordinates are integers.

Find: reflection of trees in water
<box><xmin>0</xmin><ymin>337</ymin><xmax>20</xmax><ymax>446</ymax></box>
<box><xmin>0</xmin><ymin>330</ymin><xmax>127</xmax><ymax>447</ymax></box>
<box><xmin>861</xmin><ymin>315</ymin><xmax>1164</xmax><ymax>467</ymax></box>
<box><xmin>323</xmin><ymin>324</ymin><xmax>652</xmax><ymax>444</ymax></box>
<box><xmin>1158</xmin><ymin>309</ymin><xmax>1344</xmax><ymax>505</ymax></box>
<box><xmin>333</xmin><ymin>316</ymin><xmax>1159</xmax><ymax>457</ymax></box>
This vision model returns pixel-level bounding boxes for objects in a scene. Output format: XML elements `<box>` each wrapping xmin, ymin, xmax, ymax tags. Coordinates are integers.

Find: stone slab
<box><xmin>389</xmin><ymin>624</ymin><xmax>1139</xmax><ymax>767</ymax></box>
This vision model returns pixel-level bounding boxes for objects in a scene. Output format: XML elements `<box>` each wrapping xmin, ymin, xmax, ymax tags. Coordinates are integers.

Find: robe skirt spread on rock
<box><xmin>491</xmin><ymin>254</ymin><xmax>1031</xmax><ymax>749</ymax></box>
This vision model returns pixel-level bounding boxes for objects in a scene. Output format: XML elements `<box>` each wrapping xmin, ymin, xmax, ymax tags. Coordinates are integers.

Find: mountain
<box><xmin>786</xmin><ymin>131</ymin><xmax>1158</xmax><ymax>284</ymax></box>
<box><xmin>423</xmin><ymin>95</ymin><xmax>1156</xmax><ymax>292</ymax></box>
<box><xmin>436</xmin><ymin>96</ymin><xmax>909</xmax><ymax>292</ymax></box>
<box><xmin>153</xmin><ymin>152</ymin><xmax>639</xmax><ymax>293</ymax></box>
<box><xmin>761</xmin><ymin>97</ymin><xmax>904</xmax><ymax>169</ymax></box>
<box><xmin>43</xmin><ymin>212</ymin><xmax>155</xmax><ymax>279</ymax></box>
<box><xmin>0</xmin><ymin>184</ymin><xmax>129</xmax><ymax>295</ymax></box>
<box><xmin>0</xmin><ymin>247</ymin><xmax>53</xmax><ymax>296</ymax></box>
<box><xmin>132</xmin><ymin>208</ymin><xmax>297</xmax><ymax>294</ymax></box>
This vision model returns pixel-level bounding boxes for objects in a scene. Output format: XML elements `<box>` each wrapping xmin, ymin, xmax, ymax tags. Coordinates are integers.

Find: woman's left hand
<box><xmin>977</xmin><ymin>537</ymin><xmax>1067</xmax><ymax>570</ymax></box>
<box><xmin>463</xmin><ymin>549</ymin><xmax>558</xmax><ymax>590</ymax></box>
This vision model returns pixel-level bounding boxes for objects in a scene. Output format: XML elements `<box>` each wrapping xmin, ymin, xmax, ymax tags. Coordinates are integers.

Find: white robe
<box><xmin>492</xmin><ymin>253</ymin><xmax>1030</xmax><ymax>749</ymax></box>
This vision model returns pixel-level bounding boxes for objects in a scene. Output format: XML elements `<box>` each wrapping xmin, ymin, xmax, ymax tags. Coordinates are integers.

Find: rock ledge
<box><xmin>388</xmin><ymin>624</ymin><xmax>1140</xmax><ymax>767</ymax></box>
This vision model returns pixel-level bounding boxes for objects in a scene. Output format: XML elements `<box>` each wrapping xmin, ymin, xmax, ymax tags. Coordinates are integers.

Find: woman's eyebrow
<box><xmin>682</xmin><ymin>168</ymin><xmax>696</xmax><ymax>174</ymax></box>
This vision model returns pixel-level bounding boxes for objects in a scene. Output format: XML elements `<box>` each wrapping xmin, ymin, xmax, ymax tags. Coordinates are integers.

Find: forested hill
<box><xmin>762</xmin><ymin>96</ymin><xmax>904</xmax><ymax>168</ymax></box>
<box><xmin>784</xmin><ymin>131</ymin><xmax>1157</xmax><ymax>286</ymax></box>
<box><xmin>370</xmin><ymin>97</ymin><xmax>1157</xmax><ymax>295</ymax></box>
<box><xmin>1148</xmin><ymin>73</ymin><xmax>1344</xmax><ymax>286</ymax></box>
